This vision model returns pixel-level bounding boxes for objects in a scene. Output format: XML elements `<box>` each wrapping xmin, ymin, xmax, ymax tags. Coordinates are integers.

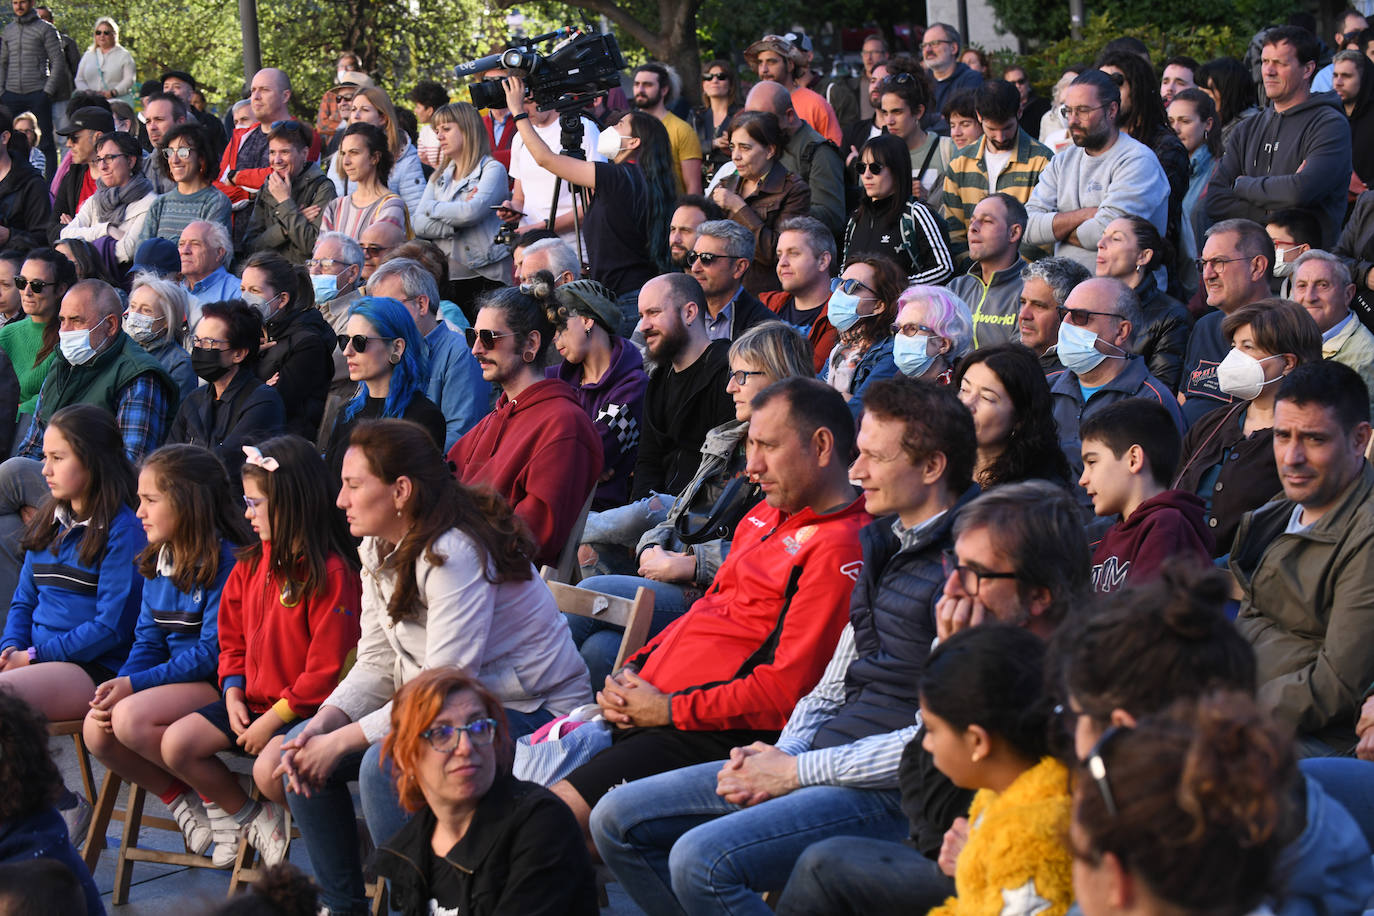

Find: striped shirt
<box><xmin>941</xmin><ymin>130</ymin><xmax>1054</xmax><ymax>268</ymax></box>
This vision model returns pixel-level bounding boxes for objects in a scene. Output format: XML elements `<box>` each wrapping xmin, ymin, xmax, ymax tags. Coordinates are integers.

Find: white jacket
<box><xmin>324</xmin><ymin>529</ymin><xmax>592</xmax><ymax>742</ymax></box>
<box><xmin>60</xmin><ymin>187</ymin><xmax>157</xmax><ymax>263</ymax></box>
<box><xmin>74</xmin><ymin>45</ymin><xmax>135</xmax><ymax>95</ymax></box>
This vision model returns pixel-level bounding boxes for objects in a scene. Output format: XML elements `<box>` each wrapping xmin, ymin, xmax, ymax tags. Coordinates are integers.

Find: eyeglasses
<box><xmin>94</xmin><ymin>29</ymin><xmax>113</xmax><ymax>35</ymax></box>
<box><xmin>920</xmin><ymin>39</ymin><xmax>954</xmax><ymax>50</ymax></box>
<box><xmin>878</xmin><ymin>73</ymin><xmax>918</xmax><ymax>92</ymax></box>
<box><xmin>1195</xmin><ymin>256</ymin><xmax>1249</xmax><ymax>274</ymax></box>
<box><xmin>891</xmin><ymin>322</ymin><xmax>936</xmax><ymax>338</ymax></box>
<box><xmin>305</xmin><ymin>258</ymin><xmax>348</xmax><ymax>272</ymax></box>
<box><xmin>1057</xmin><ymin>103</ymin><xmax>1107</xmax><ymax>121</ymax></box>
<box><xmin>941</xmin><ymin>549</ymin><xmax>1019</xmax><ymax>595</ymax></box>
<box><xmin>14</xmin><ymin>276</ymin><xmax>52</xmax><ymax>293</ymax></box>
<box><xmin>703</xmin><ymin>72</ymin><xmax>731</xmax><ymax>82</ymax></box>
<box><xmin>464</xmin><ymin>327</ymin><xmax>516</xmax><ymax>349</ymax></box>
<box><xmin>728</xmin><ymin>369</ymin><xmax>768</xmax><ymax>386</ymax></box>
<box><xmin>161</xmin><ymin>146</ymin><xmax>195</xmax><ymax>160</ymax></box>
<box><xmin>92</xmin><ymin>154</ymin><xmax>130</xmax><ymax>167</ymax></box>
<box><xmin>1056</xmin><ymin>305</ymin><xmax>1124</xmax><ymax>325</ymax></box>
<box><xmin>420</xmin><ymin>717</ymin><xmax>499</xmax><ymax>753</ymax></box>
<box><xmin>686</xmin><ymin>250</ymin><xmax>732</xmax><ymax>267</ymax></box>
<box><xmin>830</xmin><ymin>277</ymin><xmax>877</xmax><ymax>297</ymax></box>
<box><xmin>337</xmin><ymin>334</ymin><xmax>394</xmax><ymax>353</ymax></box>
<box><xmin>856</xmin><ymin>161</ymin><xmax>886</xmax><ymax>175</ymax></box>
<box><xmin>190</xmin><ymin>335</ymin><xmax>230</xmax><ymax>350</ymax></box>
<box><xmin>1085</xmin><ymin>725</ymin><xmax>1129</xmax><ymax>817</ymax></box>
<box><xmin>244</xmin><ymin>495</ymin><xmax>266</xmax><ymax>513</ymax></box>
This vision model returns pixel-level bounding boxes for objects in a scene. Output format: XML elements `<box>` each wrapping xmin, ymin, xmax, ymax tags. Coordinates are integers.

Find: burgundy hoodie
<box><xmin>1091</xmin><ymin>490</ymin><xmax>1214</xmax><ymax>593</ymax></box>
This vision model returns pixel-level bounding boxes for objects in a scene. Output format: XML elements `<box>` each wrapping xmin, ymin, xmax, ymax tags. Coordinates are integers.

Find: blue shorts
<box><xmin>194</xmin><ymin>698</ymin><xmax>296</xmax><ymax>745</ymax></box>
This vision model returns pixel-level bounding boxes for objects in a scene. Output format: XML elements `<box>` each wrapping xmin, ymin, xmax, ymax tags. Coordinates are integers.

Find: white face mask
<box><xmin>1272</xmin><ymin>244</ymin><xmax>1304</xmax><ymax>278</ymax></box>
<box><xmin>1216</xmin><ymin>347</ymin><xmax>1284</xmax><ymax>400</ymax></box>
<box><xmin>596</xmin><ymin>128</ymin><xmax>626</xmax><ymax>160</ymax></box>
<box><xmin>123</xmin><ymin>311</ymin><xmax>160</xmax><ymax>345</ymax></box>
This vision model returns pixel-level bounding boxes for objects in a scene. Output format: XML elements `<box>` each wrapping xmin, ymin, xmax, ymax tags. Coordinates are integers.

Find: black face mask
<box><xmin>191</xmin><ymin>346</ymin><xmax>232</xmax><ymax>383</ymax></box>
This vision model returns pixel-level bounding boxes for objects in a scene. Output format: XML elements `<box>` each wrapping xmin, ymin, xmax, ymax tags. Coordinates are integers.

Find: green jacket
<box><xmin>1232</xmin><ymin>461</ymin><xmax>1374</xmax><ymax>753</ymax></box>
<box><xmin>38</xmin><ymin>331</ymin><xmax>177</xmax><ymax>429</ymax></box>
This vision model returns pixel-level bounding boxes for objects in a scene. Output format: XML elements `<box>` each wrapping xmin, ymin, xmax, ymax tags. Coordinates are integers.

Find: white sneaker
<box><xmin>167</xmin><ymin>792</ymin><xmax>214</xmax><ymax>855</ymax></box>
<box><xmin>204</xmin><ymin>800</ymin><xmax>241</xmax><ymax>869</ymax></box>
<box><xmin>244</xmin><ymin>800</ymin><xmax>289</xmax><ymax>868</ymax></box>
<box><xmin>58</xmin><ymin>793</ymin><xmax>92</xmax><ymax>845</ymax></box>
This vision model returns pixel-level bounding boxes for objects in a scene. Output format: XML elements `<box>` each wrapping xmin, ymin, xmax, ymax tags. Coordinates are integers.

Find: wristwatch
<box><xmin>26</xmin><ymin>647</ymin><xmax>36</xmax><ymax>663</ymax></box>
<box><xmin>512</xmin><ymin>112</ymin><xmax>530</xmax><ymax>123</ymax></box>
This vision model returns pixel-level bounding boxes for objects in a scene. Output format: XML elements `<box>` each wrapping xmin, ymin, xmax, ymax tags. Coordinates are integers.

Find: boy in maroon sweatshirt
<box><xmin>1080</xmin><ymin>398</ymin><xmax>1214</xmax><ymax>592</ymax></box>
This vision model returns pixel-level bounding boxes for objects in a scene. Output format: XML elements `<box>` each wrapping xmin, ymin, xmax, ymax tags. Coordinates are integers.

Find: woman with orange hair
<box><xmin>373</xmin><ymin>668</ymin><xmax>598</xmax><ymax>916</ymax></box>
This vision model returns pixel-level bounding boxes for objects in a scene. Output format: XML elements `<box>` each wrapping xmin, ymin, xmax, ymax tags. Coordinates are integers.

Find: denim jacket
<box><xmin>413</xmin><ymin>154</ymin><xmax>513</xmax><ymax>285</ymax></box>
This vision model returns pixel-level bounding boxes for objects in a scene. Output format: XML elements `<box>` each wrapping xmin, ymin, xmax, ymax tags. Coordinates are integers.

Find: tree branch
<box><xmin>495</xmin><ymin>0</ymin><xmax>664</xmax><ymax>57</ymax></box>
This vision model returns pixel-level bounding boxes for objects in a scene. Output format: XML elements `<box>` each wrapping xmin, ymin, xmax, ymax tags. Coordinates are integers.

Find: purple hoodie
<box><xmin>548</xmin><ymin>336</ymin><xmax>649</xmax><ymax>508</ymax></box>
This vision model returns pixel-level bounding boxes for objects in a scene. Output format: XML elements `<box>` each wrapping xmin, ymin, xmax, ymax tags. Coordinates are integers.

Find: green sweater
<box><xmin>0</xmin><ymin>317</ymin><xmax>55</xmax><ymax>415</ymax></box>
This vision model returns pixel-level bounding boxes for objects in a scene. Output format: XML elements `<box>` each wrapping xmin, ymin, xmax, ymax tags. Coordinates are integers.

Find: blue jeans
<box><xmin>616</xmin><ymin>288</ymin><xmax>641</xmax><ymax>338</ymax></box>
<box><xmin>566</xmin><ymin>574</ymin><xmax>694</xmax><ymax>686</ymax></box>
<box><xmin>1301</xmin><ymin>757</ymin><xmax>1374</xmax><ymax>848</ymax></box>
<box><xmin>774</xmin><ymin>835</ymin><xmax>953</xmax><ymax>915</ymax></box>
<box><xmin>590</xmin><ymin>760</ymin><xmax>907</xmax><ymax>916</ymax></box>
<box><xmin>581</xmin><ymin>493</ymin><xmax>675</xmax><ymax>551</ymax></box>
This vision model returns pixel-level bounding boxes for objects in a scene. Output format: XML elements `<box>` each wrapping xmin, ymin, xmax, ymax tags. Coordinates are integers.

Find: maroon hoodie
<box><xmin>448</xmin><ymin>378</ymin><xmax>604</xmax><ymax>568</ymax></box>
<box><xmin>1091</xmin><ymin>490</ymin><xmax>1214</xmax><ymax>593</ymax></box>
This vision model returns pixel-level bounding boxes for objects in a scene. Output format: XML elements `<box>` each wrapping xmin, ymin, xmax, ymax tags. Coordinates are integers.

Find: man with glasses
<box><xmin>743</xmin><ymin>35</ymin><xmax>842</xmax><ymax>146</ymax></box>
<box><xmin>48</xmin><ymin>105</ymin><xmax>112</xmax><ymax>241</ymax></box>
<box><xmin>687</xmin><ymin>220</ymin><xmax>772</xmax><ymax>341</ymax></box>
<box><xmin>1047</xmin><ymin>277</ymin><xmax>1183</xmax><ymax>475</ymax></box>
<box><xmin>1206</xmin><ymin>25</ymin><xmax>1352</xmax><ymax>249</ymax></box>
<box><xmin>243</xmin><ymin>120</ymin><xmax>337</xmax><ymax>264</ymax></box>
<box><xmin>309</xmin><ymin>231</ymin><xmax>365</xmax><ymax>398</ymax></box>
<box><xmin>0</xmin><ymin>0</ymin><xmax>67</xmax><ymax>178</ymax></box>
<box><xmin>1025</xmin><ymin>70</ymin><xmax>1168</xmax><ymax>272</ymax></box>
<box><xmin>921</xmin><ymin>23</ymin><xmax>982</xmax><ymax>135</ymax></box>
<box><xmin>942</xmin><ymin>80</ymin><xmax>1054</xmax><ymax>267</ymax></box>
<box><xmin>1002</xmin><ymin>65</ymin><xmax>1050</xmax><ymax>136</ymax></box>
<box><xmin>1180</xmin><ymin>218</ymin><xmax>1275</xmax><ymax>426</ymax></box>
<box><xmin>358</xmin><ymin>220</ymin><xmax>407</xmax><ymax>283</ymax></box>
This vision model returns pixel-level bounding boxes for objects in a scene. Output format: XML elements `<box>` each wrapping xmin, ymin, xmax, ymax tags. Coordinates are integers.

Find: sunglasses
<box><xmin>686</xmin><ymin>251</ymin><xmax>732</xmax><ymax>266</ymax></box>
<box><xmin>856</xmin><ymin>161</ymin><xmax>886</xmax><ymax>175</ymax></box>
<box><xmin>94</xmin><ymin>29</ymin><xmax>113</xmax><ymax>35</ymax></box>
<box><xmin>14</xmin><ymin>276</ymin><xmax>53</xmax><ymax>293</ymax></box>
<box><xmin>1085</xmin><ymin>725</ymin><xmax>1130</xmax><ymax>817</ymax></box>
<box><xmin>464</xmin><ymin>327</ymin><xmax>516</xmax><ymax>349</ymax></box>
<box><xmin>336</xmin><ymin>333</ymin><xmax>394</xmax><ymax>353</ymax></box>
<box><xmin>830</xmin><ymin>277</ymin><xmax>877</xmax><ymax>297</ymax></box>
<box><xmin>703</xmin><ymin>72</ymin><xmax>731</xmax><ymax>82</ymax></box>
<box><xmin>1056</xmin><ymin>305</ymin><xmax>1124</xmax><ymax>325</ymax></box>
<box><xmin>161</xmin><ymin>146</ymin><xmax>195</xmax><ymax>160</ymax></box>
<box><xmin>728</xmin><ymin>369</ymin><xmax>768</xmax><ymax>386</ymax></box>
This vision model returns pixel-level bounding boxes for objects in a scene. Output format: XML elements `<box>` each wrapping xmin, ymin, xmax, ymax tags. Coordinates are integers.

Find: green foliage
<box><xmin>987</xmin><ymin>0</ymin><xmax>1289</xmax><ymax>49</ymax></box>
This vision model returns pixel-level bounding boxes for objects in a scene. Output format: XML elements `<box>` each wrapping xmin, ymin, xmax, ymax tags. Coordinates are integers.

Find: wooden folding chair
<box><xmin>540</xmin><ymin>565</ymin><xmax>654</xmax><ymax>671</ymax></box>
<box><xmin>553</xmin><ymin>491</ymin><xmax>597</xmax><ymax>585</ymax></box>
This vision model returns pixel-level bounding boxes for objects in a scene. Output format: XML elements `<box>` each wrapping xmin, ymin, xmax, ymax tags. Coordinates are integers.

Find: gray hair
<box><xmin>130</xmin><ymin>272</ymin><xmax>191</xmax><ymax>345</ymax></box>
<box><xmin>523</xmin><ymin>237</ymin><xmax>580</xmax><ymax>280</ymax></box>
<box><xmin>778</xmin><ymin>215</ymin><xmax>836</xmax><ymax>268</ymax></box>
<box><xmin>1335</xmin><ymin>49</ymin><xmax>1366</xmax><ymax>68</ymax></box>
<box><xmin>368</xmin><ymin>257</ymin><xmax>441</xmax><ymax>315</ymax></box>
<box><xmin>187</xmin><ymin>220</ymin><xmax>231</xmax><ymax>264</ymax></box>
<box><xmin>1021</xmin><ymin>256</ymin><xmax>1091</xmax><ymax>308</ymax></box>
<box><xmin>1292</xmin><ymin>248</ymin><xmax>1353</xmax><ymax>289</ymax></box>
<box><xmin>927</xmin><ymin>22</ymin><xmax>962</xmax><ymax>48</ymax></box>
<box><xmin>696</xmin><ymin>219</ymin><xmax>755</xmax><ymax>260</ymax></box>
<box><xmin>231</xmin><ymin>99</ymin><xmax>251</xmax><ymax>116</ymax></box>
<box><xmin>896</xmin><ymin>284</ymin><xmax>975</xmax><ymax>360</ymax></box>
<box><xmin>1205</xmin><ymin>217</ymin><xmax>1274</xmax><ymax>274</ymax></box>
<box><xmin>316</xmin><ymin>230</ymin><xmax>365</xmax><ymax>268</ymax></box>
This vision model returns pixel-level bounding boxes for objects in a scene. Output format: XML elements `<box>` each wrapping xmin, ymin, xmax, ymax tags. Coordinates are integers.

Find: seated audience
<box><xmin>136</xmin><ymin>123</ymin><xmax>231</xmax><ymax>245</ymax></box>
<box><xmin>0</xmin><ymin>251</ymin><xmax>23</xmax><ymax>325</ymax></box>
<box><xmin>517</xmin><ymin>236</ymin><xmax>580</xmax><ymax>288</ymax></box>
<box><xmin>327</xmin><ymin>87</ymin><xmax>425</xmax><ymax>215</ymax></box>
<box><xmin>159</xmin><ymin>435</ymin><xmax>361</xmax><ymax>869</ymax></box>
<box><xmin>1167</xmin><ymin>88</ymin><xmax>1221</xmax><ymax>303</ymax></box>
<box><xmin>685</xmin><ymin>220</ymin><xmax>772</xmax><ymax>341</ymax></box>
<box><xmin>742</xmin><ymin>81</ymin><xmax>846</xmax><ymax>241</ymax></box>
<box><xmin>358</xmin><ymin>219</ymin><xmax>408</xmax><ymax>283</ymax></box>
<box><xmin>1174</xmin><ymin>298</ymin><xmax>1321</xmax><ymax>557</ymax></box>
<box><xmin>0</xmin><ymin>248</ymin><xmax>68</xmax><ymax>444</ymax></box>
<box><xmin>321</xmin><ymin>122</ymin><xmax>408</xmax><ymax>242</ymax></box>
<box><xmin>176</xmin><ymin>220</ymin><xmax>239</xmax><ymax>328</ymax></box>
<box><xmin>373</xmin><ymin>669</ymin><xmax>598</xmax><ymax>915</ymax></box>
<box><xmin>308</xmin><ymin>232</ymin><xmax>366</xmax><ymax>397</ymax></box>
<box><xmin>1079</xmin><ymin>399</ymin><xmax>1212</xmax><ymax>591</ymax></box>
<box><xmin>276</xmin><ymin>421</ymin><xmax>592</xmax><ymax>913</ymax></box>
<box><xmin>954</xmin><ymin>343</ymin><xmax>1071</xmax><ymax>489</ymax></box>
<box><xmin>1017</xmin><ymin>256</ymin><xmax>1091</xmax><ymax>374</ymax></box>
<box><xmin>667</xmin><ymin>194</ymin><xmax>725</xmax><ymax>271</ymax></box>
<box><xmin>447</xmin><ymin>284</ymin><xmax>603</xmax><ymax>570</ymax></box>
<box><xmin>82</xmin><ymin>445</ymin><xmax>251</xmax><ymax>867</ymax></box>
<box><xmin>1290</xmin><ymin>249</ymin><xmax>1374</xmax><ymax>418</ymax></box>
<box><xmin>889</xmin><ymin>283</ymin><xmax>974</xmax><ymax>386</ymax></box>
<box><xmin>941</xmin><ymin>88</ymin><xmax>982</xmax><ymax>149</ymax></box>
<box><xmin>591</xmin><ymin>377</ymin><xmax>978</xmax><ymax>912</ymax></box>
<box><xmin>1264</xmin><ymin>207</ymin><xmax>1321</xmax><ymax>298</ymax></box>
<box><xmin>0</xmin><ymin>108</ymin><xmax>53</xmax><ymax>252</ymax></box>
<box><xmin>1232</xmin><ymin>361</ymin><xmax>1374</xmax><ymax>757</ymax></box>
<box><xmin>846</xmin><ymin>133</ymin><xmax>954</xmax><ymax>285</ymax></box>
<box><xmin>169</xmin><ymin>300</ymin><xmax>286</xmax><ymax>481</ymax></box>
<box><xmin>125</xmin><ymin>272</ymin><xmax>195</xmax><ymax>398</ymax></box>
<box><xmin>822</xmin><ymin>255</ymin><xmax>905</xmax><ymax>416</ymax></box>
<box><xmin>761</xmin><ymin>216</ymin><xmax>837</xmax><ymax>372</ymax></box>
<box><xmin>59</xmin><ymin>130</ymin><xmax>155</xmax><ymax>266</ymax></box>
<box><xmin>1094</xmin><ymin>215</ymin><xmax>1192</xmax><ymax>392</ymax></box>
<box><xmin>242</xmin><ymin>120</ymin><xmax>337</xmax><ymax>265</ymax></box>
<box><xmin>49</xmin><ymin>108</ymin><xmax>114</xmax><ymax>240</ymax></box>
<box><xmin>949</xmin><ymin>193</ymin><xmax>1027</xmax><ymax>348</ymax></box>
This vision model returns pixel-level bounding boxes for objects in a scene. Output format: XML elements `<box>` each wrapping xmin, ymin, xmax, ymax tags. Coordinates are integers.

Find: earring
<box><xmin>970</xmin><ymin>751</ymin><xmax>983</xmax><ymax>763</ymax></box>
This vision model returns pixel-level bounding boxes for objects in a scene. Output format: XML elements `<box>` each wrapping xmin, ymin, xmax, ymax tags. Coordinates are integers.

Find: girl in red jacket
<box><xmin>161</xmin><ymin>435</ymin><xmax>362</xmax><ymax>869</ymax></box>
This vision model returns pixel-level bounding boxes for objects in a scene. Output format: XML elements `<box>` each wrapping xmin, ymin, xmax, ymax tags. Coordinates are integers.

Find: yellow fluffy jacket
<box><xmin>928</xmin><ymin>756</ymin><xmax>1074</xmax><ymax>916</ymax></box>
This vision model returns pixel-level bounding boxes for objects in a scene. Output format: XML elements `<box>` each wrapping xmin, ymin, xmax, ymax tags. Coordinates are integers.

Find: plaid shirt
<box><xmin>941</xmin><ymin>129</ymin><xmax>1054</xmax><ymax>269</ymax></box>
<box><xmin>20</xmin><ymin>375</ymin><xmax>168</xmax><ymax>463</ymax></box>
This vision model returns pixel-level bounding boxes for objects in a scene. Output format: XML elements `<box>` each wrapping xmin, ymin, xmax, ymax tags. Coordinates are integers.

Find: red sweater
<box><xmin>447</xmin><ymin>378</ymin><xmax>603</xmax><ymax>569</ymax></box>
<box><xmin>628</xmin><ymin>494</ymin><xmax>870</xmax><ymax>731</ymax></box>
<box><xmin>1091</xmin><ymin>489</ymin><xmax>1214</xmax><ymax>593</ymax></box>
<box><xmin>215</xmin><ymin>124</ymin><xmax>324</xmax><ymax>206</ymax></box>
<box><xmin>216</xmin><ymin>543</ymin><xmax>362</xmax><ymax>721</ymax></box>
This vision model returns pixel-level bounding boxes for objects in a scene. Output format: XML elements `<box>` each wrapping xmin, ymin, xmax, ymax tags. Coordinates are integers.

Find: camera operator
<box><xmin>502</xmin><ymin>75</ymin><xmax>677</xmax><ymax>335</ymax></box>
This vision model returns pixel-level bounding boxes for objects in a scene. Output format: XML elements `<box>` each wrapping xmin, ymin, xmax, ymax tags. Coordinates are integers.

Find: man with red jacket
<box><xmin>549</xmin><ymin>377</ymin><xmax>871</xmax><ymax>839</ymax></box>
<box><xmin>217</xmin><ymin>69</ymin><xmax>322</xmax><ymax>215</ymax></box>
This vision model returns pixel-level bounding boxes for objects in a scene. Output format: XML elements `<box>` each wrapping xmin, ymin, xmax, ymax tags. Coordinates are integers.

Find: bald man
<box><xmin>743</xmin><ymin>80</ymin><xmax>845</xmax><ymax>239</ymax></box>
<box><xmin>359</xmin><ymin>220</ymin><xmax>408</xmax><ymax>282</ymax></box>
<box><xmin>220</xmin><ymin>68</ymin><xmax>310</xmax><ymax>204</ymax></box>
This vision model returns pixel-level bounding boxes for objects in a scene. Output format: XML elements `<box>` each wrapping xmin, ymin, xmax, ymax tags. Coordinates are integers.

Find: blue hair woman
<box><xmin>324</xmin><ymin>296</ymin><xmax>446</xmax><ymax>481</ymax></box>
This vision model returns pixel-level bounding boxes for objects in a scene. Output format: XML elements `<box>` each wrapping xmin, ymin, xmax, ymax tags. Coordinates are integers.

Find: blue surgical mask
<box><xmin>311</xmin><ymin>273</ymin><xmax>339</xmax><ymax>303</ymax></box>
<box><xmin>1056</xmin><ymin>321</ymin><xmax>1121</xmax><ymax>376</ymax></box>
<box><xmin>827</xmin><ymin>288</ymin><xmax>864</xmax><ymax>332</ymax></box>
<box><xmin>59</xmin><ymin>327</ymin><xmax>99</xmax><ymax>365</ymax></box>
<box><xmin>893</xmin><ymin>333</ymin><xmax>936</xmax><ymax>378</ymax></box>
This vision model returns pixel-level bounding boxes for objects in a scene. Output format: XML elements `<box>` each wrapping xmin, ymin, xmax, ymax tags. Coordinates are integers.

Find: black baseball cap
<box><xmin>159</xmin><ymin>70</ymin><xmax>197</xmax><ymax>90</ymax></box>
<box><xmin>56</xmin><ymin>107</ymin><xmax>116</xmax><ymax>136</ymax></box>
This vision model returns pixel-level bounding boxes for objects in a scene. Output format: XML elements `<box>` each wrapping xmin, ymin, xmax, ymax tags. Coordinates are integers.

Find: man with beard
<box><xmin>1025</xmin><ymin>70</ymin><xmax>1169</xmax><ymax>271</ymax></box>
<box><xmin>629</xmin><ymin>272</ymin><xmax>735</xmax><ymax>503</ymax></box>
<box><xmin>667</xmin><ymin>195</ymin><xmax>723</xmax><ymax>270</ymax></box>
<box><xmin>633</xmin><ymin>63</ymin><xmax>702</xmax><ymax>195</ymax></box>
<box><xmin>942</xmin><ymin>80</ymin><xmax>1053</xmax><ymax>267</ymax></box>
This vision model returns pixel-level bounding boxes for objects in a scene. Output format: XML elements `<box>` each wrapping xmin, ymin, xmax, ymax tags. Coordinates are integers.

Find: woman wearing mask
<box><xmin>712</xmin><ymin>110</ymin><xmax>811</xmax><ymax>296</ymax></box>
<box><xmin>1094</xmin><ymin>216</ymin><xmax>1192</xmax><ymax>392</ymax></box>
<box><xmin>74</xmin><ymin>17</ymin><xmax>135</xmax><ymax>102</ymax></box>
<box><xmin>61</xmin><ymin>132</ymin><xmax>156</xmax><ymax>267</ymax></box>
<box><xmin>1173</xmin><ymin>298</ymin><xmax>1320</xmax><ymax>557</ymax></box>
<box><xmin>889</xmin><ymin>284</ymin><xmax>974</xmax><ymax>385</ymax></box>
<box><xmin>823</xmin><ymin>254</ymin><xmax>906</xmax><ymax>419</ymax></box>
<box><xmin>125</xmin><ymin>274</ymin><xmax>196</xmax><ymax>398</ymax></box>
<box><xmin>844</xmin><ymin>133</ymin><xmax>954</xmax><ymax>286</ymax></box>
<box><xmin>1167</xmin><ymin>89</ymin><xmax>1221</xmax><ymax>304</ymax></box>
<box><xmin>168</xmin><ymin>300</ymin><xmax>285</xmax><ymax>482</ymax></box>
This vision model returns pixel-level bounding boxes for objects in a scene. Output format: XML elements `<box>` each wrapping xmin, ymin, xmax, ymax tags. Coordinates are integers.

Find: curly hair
<box><xmin>953</xmin><ymin>343</ymin><xmax>1072</xmax><ymax>487</ymax></box>
<box><xmin>0</xmin><ymin>688</ymin><xmax>63</xmax><ymax>819</ymax></box>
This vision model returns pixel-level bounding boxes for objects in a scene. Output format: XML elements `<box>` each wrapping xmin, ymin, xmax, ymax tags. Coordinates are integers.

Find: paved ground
<box><xmin>50</xmin><ymin>734</ymin><xmax>641</xmax><ymax>914</ymax></box>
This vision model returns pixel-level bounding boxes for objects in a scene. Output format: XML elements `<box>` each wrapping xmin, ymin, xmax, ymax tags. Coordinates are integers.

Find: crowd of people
<box><xmin>5</xmin><ymin>6</ymin><xmax>1374</xmax><ymax>916</ymax></box>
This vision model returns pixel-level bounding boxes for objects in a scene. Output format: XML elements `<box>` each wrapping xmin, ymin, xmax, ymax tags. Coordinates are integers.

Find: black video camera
<box><xmin>457</xmin><ymin>29</ymin><xmax>626</xmax><ymax>112</ymax></box>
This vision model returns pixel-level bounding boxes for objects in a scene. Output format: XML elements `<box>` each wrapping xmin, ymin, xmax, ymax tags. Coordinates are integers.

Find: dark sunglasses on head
<box><xmin>686</xmin><ymin>251</ymin><xmax>731</xmax><ymax>266</ymax></box>
<box><xmin>856</xmin><ymin>161</ymin><xmax>886</xmax><ymax>175</ymax></box>
<box><xmin>464</xmin><ymin>327</ymin><xmax>516</xmax><ymax>349</ymax></box>
<box><xmin>336</xmin><ymin>333</ymin><xmax>393</xmax><ymax>353</ymax></box>
<box><xmin>14</xmin><ymin>276</ymin><xmax>51</xmax><ymax>293</ymax></box>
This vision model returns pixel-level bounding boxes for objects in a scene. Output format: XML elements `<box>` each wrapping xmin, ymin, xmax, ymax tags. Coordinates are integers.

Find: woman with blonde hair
<box><xmin>74</xmin><ymin>17</ymin><xmax>136</xmax><ymax>102</ymax></box>
<box><xmin>414</xmin><ymin>102</ymin><xmax>513</xmax><ymax>306</ymax></box>
<box><xmin>328</xmin><ymin>86</ymin><xmax>425</xmax><ymax>215</ymax></box>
